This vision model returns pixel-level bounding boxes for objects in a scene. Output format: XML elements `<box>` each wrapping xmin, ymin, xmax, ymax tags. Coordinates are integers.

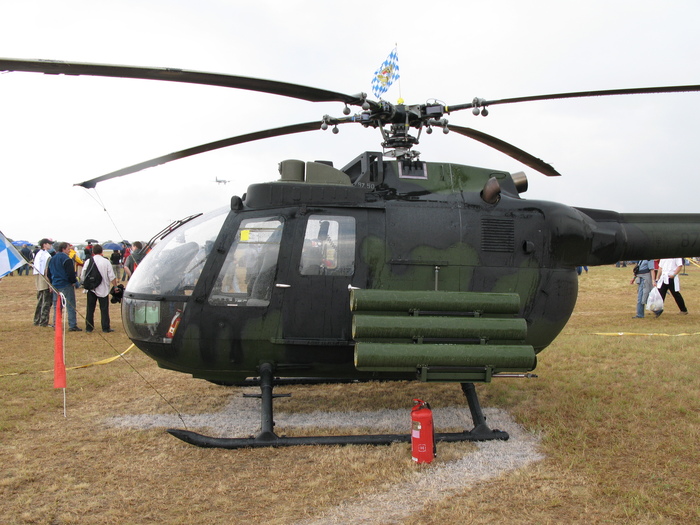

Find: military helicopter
<box><xmin>3</xmin><ymin>58</ymin><xmax>700</xmax><ymax>449</ymax></box>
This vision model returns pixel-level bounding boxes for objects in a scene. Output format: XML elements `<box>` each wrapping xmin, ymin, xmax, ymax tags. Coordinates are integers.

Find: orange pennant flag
<box><xmin>54</xmin><ymin>299</ymin><xmax>66</xmax><ymax>389</ymax></box>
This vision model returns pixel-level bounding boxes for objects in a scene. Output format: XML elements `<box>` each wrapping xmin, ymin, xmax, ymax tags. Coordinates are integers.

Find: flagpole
<box><xmin>54</xmin><ymin>292</ymin><xmax>68</xmax><ymax>416</ymax></box>
<box><xmin>62</xmin><ymin>293</ymin><xmax>67</xmax><ymax>417</ymax></box>
<box><xmin>62</xmin><ymin>311</ymin><xmax>67</xmax><ymax>418</ymax></box>
<box><xmin>395</xmin><ymin>42</ymin><xmax>403</xmax><ymax>104</ymax></box>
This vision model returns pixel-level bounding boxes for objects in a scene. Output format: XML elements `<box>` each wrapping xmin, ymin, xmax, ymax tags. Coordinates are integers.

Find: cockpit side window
<box><xmin>209</xmin><ymin>217</ymin><xmax>283</xmax><ymax>307</ymax></box>
<box><xmin>299</xmin><ymin>215</ymin><xmax>355</xmax><ymax>276</ymax></box>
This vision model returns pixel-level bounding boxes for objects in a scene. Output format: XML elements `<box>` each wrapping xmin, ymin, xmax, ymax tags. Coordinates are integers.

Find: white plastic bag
<box><xmin>646</xmin><ymin>287</ymin><xmax>664</xmax><ymax>312</ymax></box>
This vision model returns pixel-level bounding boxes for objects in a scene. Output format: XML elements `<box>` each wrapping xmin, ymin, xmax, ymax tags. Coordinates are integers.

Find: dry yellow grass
<box><xmin>1</xmin><ymin>264</ymin><xmax>698</xmax><ymax>524</ymax></box>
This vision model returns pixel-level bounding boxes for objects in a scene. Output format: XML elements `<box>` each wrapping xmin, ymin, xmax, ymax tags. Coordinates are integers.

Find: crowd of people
<box><xmin>18</xmin><ymin>239</ymin><xmax>146</xmax><ymax>333</ymax></box>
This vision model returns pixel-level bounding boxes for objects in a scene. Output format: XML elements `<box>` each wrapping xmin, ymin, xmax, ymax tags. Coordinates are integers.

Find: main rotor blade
<box><xmin>449</xmin><ymin>125</ymin><xmax>561</xmax><ymax>177</ymax></box>
<box><xmin>75</xmin><ymin>121</ymin><xmax>326</xmax><ymax>188</ymax></box>
<box><xmin>447</xmin><ymin>84</ymin><xmax>700</xmax><ymax>113</ymax></box>
<box><xmin>0</xmin><ymin>58</ymin><xmax>365</xmax><ymax>105</ymax></box>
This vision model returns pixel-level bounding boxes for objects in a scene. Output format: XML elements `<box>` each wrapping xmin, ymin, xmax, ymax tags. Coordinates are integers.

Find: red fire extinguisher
<box><xmin>165</xmin><ymin>309</ymin><xmax>182</xmax><ymax>339</ymax></box>
<box><xmin>411</xmin><ymin>398</ymin><xmax>436</xmax><ymax>464</ymax></box>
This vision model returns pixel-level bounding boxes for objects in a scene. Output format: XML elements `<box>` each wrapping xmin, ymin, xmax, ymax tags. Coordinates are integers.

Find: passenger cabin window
<box><xmin>299</xmin><ymin>215</ymin><xmax>355</xmax><ymax>276</ymax></box>
<box><xmin>209</xmin><ymin>217</ymin><xmax>283</xmax><ymax>307</ymax></box>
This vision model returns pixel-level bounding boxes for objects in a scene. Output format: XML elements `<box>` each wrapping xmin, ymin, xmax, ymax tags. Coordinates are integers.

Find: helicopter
<box><xmin>3</xmin><ymin>58</ymin><xmax>700</xmax><ymax>449</ymax></box>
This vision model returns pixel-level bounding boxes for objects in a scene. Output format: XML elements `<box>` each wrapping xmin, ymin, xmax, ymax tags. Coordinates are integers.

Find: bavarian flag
<box><xmin>371</xmin><ymin>47</ymin><xmax>400</xmax><ymax>99</ymax></box>
<box><xmin>0</xmin><ymin>231</ymin><xmax>26</xmax><ymax>278</ymax></box>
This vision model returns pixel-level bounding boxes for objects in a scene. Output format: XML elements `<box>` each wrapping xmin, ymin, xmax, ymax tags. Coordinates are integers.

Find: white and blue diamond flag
<box><xmin>371</xmin><ymin>48</ymin><xmax>400</xmax><ymax>99</ymax></box>
<box><xmin>0</xmin><ymin>231</ymin><xmax>25</xmax><ymax>278</ymax></box>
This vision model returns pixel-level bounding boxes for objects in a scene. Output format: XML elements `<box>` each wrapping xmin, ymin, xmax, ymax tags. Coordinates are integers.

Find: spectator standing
<box><xmin>68</xmin><ymin>244</ymin><xmax>84</xmax><ymax>273</ymax></box>
<box><xmin>19</xmin><ymin>244</ymin><xmax>32</xmax><ymax>275</ymax></box>
<box><xmin>631</xmin><ymin>260</ymin><xmax>655</xmax><ymax>318</ymax></box>
<box><xmin>82</xmin><ymin>244</ymin><xmax>117</xmax><ymax>333</ymax></box>
<box><xmin>48</xmin><ymin>242</ymin><xmax>81</xmax><ymax>331</ymax></box>
<box><xmin>123</xmin><ymin>241</ymin><xmax>145</xmax><ymax>279</ymax></box>
<box><xmin>654</xmin><ymin>258</ymin><xmax>688</xmax><ymax>317</ymax></box>
<box><xmin>120</xmin><ymin>245</ymin><xmax>131</xmax><ymax>281</ymax></box>
<box><xmin>110</xmin><ymin>249</ymin><xmax>122</xmax><ymax>280</ymax></box>
<box><xmin>32</xmin><ymin>239</ymin><xmax>53</xmax><ymax>327</ymax></box>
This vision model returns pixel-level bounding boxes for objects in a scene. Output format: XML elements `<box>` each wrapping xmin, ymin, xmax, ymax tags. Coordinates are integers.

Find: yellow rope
<box><xmin>0</xmin><ymin>344</ymin><xmax>134</xmax><ymax>378</ymax></box>
<box><xmin>66</xmin><ymin>344</ymin><xmax>134</xmax><ymax>370</ymax></box>
<box><xmin>595</xmin><ymin>331</ymin><xmax>700</xmax><ymax>337</ymax></box>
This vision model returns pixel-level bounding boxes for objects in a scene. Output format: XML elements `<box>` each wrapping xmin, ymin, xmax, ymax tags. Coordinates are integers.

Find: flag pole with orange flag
<box><xmin>54</xmin><ymin>292</ymin><xmax>67</xmax><ymax>416</ymax></box>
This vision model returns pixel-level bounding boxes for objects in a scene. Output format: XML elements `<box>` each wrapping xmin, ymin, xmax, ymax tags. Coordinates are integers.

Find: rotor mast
<box><xmin>322</xmin><ymin>101</ymin><xmax>452</xmax><ymax>160</ymax></box>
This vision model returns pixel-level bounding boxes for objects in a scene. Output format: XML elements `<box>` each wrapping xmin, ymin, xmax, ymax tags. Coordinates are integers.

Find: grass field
<box><xmin>1</xmin><ymin>265</ymin><xmax>698</xmax><ymax>524</ymax></box>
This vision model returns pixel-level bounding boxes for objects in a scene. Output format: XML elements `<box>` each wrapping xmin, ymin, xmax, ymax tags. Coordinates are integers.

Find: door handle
<box><xmin>275</xmin><ymin>283</ymin><xmax>291</xmax><ymax>288</ymax></box>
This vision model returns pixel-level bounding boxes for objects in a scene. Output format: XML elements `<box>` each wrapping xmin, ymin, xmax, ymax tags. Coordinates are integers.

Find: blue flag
<box><xmin>0</xmin><ymin>231</ymin><xmax>26</xmax><ymax>278</ymax></box>
<box><xmin>371</xmin><ymin>48</ymin><xmax>400</xmax><ymax>99</ymax></box>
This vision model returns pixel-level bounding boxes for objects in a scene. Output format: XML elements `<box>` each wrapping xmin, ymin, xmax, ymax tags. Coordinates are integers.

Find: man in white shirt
<box><xmin>654</xmin><ymin>258</ymin><xmax>688</xmax><ymax>317</ymax></box>
<box><xmin>81</xmin><ymin>244</ymin><xmax>117</xmax><ymax>333</ymax></box>
<box><xmin>33</xmin><ymin>238</ymin><xmax>53</xmax><ymax>326</ymax></box>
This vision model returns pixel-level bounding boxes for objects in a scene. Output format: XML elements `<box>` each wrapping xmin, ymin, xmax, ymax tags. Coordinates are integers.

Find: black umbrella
<box><xmin>85</xmin><ymin>238</ymin><xmax>98</xmax><ymax>243</ymax></box>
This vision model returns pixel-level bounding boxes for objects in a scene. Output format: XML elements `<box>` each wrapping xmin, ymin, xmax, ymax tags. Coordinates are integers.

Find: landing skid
<box><xmin>167</xmin><ymin>364</ymin><xmax>508</xmax><ymax>449</ymax></box>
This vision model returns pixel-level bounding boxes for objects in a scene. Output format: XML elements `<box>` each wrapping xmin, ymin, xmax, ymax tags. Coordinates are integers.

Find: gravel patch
<box><xmin>107</xmin><ymin>390</ymin><xmax>543</xmax><ymax>523</ymax></box>
<box><xmin>296</xmin><ymin>408</ymin><xmax>543</xmax><ymax>524</ymax></box>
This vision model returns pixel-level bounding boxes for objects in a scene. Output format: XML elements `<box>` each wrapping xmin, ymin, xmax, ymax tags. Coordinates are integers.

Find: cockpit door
<box><xmin>276</xmin><ymin>211</ymin><xmax>369</xmax><ymax>343</ymax></box>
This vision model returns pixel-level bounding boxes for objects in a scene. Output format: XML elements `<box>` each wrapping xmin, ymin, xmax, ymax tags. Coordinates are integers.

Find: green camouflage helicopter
<box><xmin>3</xmin><ymin>58</ymin><xmax>700</xmax><ymax>448</ymax></box>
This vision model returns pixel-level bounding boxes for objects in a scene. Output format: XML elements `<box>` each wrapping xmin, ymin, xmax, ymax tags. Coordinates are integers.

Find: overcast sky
<box><xmin>1</xmin><ymin>0</ymin><xmax>699</xmax><ymax>245</ymax></box>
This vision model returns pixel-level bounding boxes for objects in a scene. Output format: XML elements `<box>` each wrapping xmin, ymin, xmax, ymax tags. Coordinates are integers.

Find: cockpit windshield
<box><xmin>127</xmin><ymin>207</ymin><xmax>228</xmax><ymax>296</ymax></box>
